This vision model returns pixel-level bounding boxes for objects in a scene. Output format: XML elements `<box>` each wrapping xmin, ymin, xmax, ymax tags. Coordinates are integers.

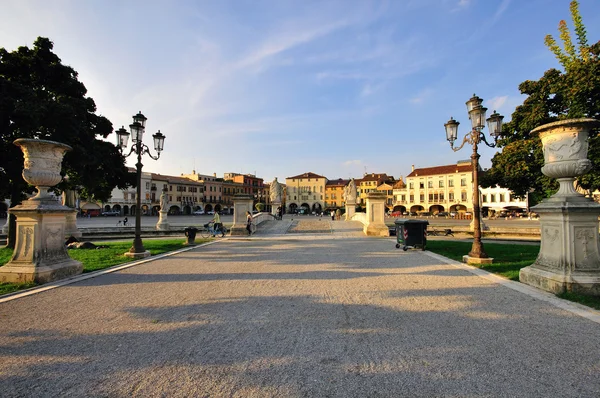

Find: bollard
<box><xmin>184</xmin><ymin>227</ymin><xmax>198</xmax><ymax>245</ymax></box>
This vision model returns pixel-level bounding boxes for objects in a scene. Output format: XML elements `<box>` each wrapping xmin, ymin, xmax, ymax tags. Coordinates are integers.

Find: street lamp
<box><xmin>116</xmin><ymin>111</ymin><xmax>165</xmax><ymax>258</ymax></box>
<box><xmin>444</xmin><ymin>94</ymin><xmax>503</xmax><ymax>264</ymax></box>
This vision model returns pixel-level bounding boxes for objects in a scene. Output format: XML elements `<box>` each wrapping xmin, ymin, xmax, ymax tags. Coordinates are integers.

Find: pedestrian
<box><xmin>246</xmin><ymin>211</ymin><xmax>253</xmax><ymax>235</ymax></box>
<box><xmin>123</xmin><ymin>217</ymin><xmax>128</xmax><ymax>226</ymax></box>
<box><xmin>211</xmin><ymin>211</ymin><xmax>223</xmax><ymax>237</ymax></box>
<box><xmin>331</xmin><ymin>210</ymin><xmax>335</xmax><ymax>221</ymax></box>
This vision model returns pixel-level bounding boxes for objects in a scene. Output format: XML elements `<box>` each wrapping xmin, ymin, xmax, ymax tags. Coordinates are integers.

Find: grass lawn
<box><xmin>426</xmin><ymin>240</ymin><xmax>600</xmax><ymax>310</ymax></box>
<box><xmin>0</xmin><ymin>238</ymin><xmax>207</xmax><ymax>295</ymax></box>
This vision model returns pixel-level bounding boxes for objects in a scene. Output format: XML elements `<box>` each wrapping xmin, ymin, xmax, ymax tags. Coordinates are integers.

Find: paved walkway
<box><xmin>1</xmin><ymin>220</ymin><xmax>600</xmax><ymax>397</ymax></box>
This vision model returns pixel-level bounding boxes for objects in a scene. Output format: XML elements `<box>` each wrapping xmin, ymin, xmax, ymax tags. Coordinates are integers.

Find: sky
<box><xmin>3</xmin><ymin>0</ymin><xmax>600</xmax><ymax>184</ymax></box>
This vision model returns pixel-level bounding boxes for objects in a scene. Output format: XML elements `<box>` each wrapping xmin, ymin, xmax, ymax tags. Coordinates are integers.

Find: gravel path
<box><xmin>1</xmin><ymin>221</ymin><xmax>599</xmax><ymax>397</ymax></box>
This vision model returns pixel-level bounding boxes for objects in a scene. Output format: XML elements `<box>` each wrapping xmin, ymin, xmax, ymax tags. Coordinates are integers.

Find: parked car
<box><xmin>101</xmin><ymin>211</ymin><xmax>120</xmax><ymax>216</ymax></box>
<box><xmin>435</xmin><ymin>212</ymin><xmax>449</xmax><ymax>218</ymax></box>
<box><xmin>192</xmin><ymin>210</ymin><xmax>205</xmax><ymax>215</ymax></box>
<box><xmin>206</xmin><ymin>211</ymin><xmax>215</xmax><ymax>215</ymax></box>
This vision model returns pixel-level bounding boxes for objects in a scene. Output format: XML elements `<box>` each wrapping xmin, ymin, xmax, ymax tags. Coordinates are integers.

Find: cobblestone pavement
<box><xmin>1</xmin><ymin>220</ymin><xmax>599</xmax><ymax>397</ymax></box>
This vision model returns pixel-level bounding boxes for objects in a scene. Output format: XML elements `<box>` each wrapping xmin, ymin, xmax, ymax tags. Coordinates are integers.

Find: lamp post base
<box><xmin>124</xmin><ymin>250</ymin><xmax>150</xmax><ymax>259</ymax></box>
<box><xmin>463</xmin><ymin>255</ymin><xmax>494</xmax><ymax>265</ymax></box>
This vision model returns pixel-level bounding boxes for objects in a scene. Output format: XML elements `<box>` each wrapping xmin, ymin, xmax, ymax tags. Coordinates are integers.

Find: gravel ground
<box><xmin>1</xmin><ymin>221</ymin><xmax>599</xmax><ymax>397</ymax></box>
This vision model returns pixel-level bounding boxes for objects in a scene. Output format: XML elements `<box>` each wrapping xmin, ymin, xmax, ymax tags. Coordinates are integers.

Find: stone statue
<box><xmin>160</xmin><ymin>189</ymin><xmax>168</xmax><ymax>211</ymax></box>
<box><xmin>270</xmin><ymin>177</ymin><xmax>283</xmax><ymax>203</ymax></box>
<box><xmin>343</xmin><ymin>179</ymin><xmax>357</xmax><ymax>203</ymax></box>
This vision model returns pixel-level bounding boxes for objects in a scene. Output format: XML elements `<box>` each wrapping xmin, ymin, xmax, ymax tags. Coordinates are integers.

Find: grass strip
<box><xmin>426</xmin><ymin>240</ymin><xmax>539</xmax><ymax>281</ymax></box>
<box><xmin>426</xmin><ymin>240</ymin><xmax>600</xmax><ymax>309</ymax></box>
<box><xmin>0</xmin><ymin>238</ymin><xmax>207</xmax><ymax>295</ymax></box>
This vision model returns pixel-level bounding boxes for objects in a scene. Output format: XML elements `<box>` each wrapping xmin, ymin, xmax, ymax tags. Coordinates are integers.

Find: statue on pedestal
<box><xmin>156</xmin><ymin>189</ymin><xmax>170</xmax><ymax>230</ymax></box>
<box><xmin>270</xmin><ymin>177</ymin><xmax>283</xmax><ymax>204</ymax></box>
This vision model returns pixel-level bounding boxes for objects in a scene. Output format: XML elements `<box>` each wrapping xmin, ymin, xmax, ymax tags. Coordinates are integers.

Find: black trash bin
<box><xmin>184</xmin><ymin>226</ymin><xmax>199</xmax><ymax>245</ymax></box>
<box><xmin>394</xmin><ymin>219</ymin><xmax>429</xmax><ymax>251</ymax></box>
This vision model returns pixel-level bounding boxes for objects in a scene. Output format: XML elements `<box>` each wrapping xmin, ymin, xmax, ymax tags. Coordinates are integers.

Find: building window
<box><xmin>460</xmin><ymin>178</ymin><xmax>467</xmax><ymax>187</ymax></box>
<box><xmin>439</xmin><ymin>180</ymin><xmax>444</xmax><ymax>188</ymax></box>
<box><xmin>482</xmin><ymin>195</ymin><xmax>487</xmax><ymax>203</ymax></box>
<box><xmin>409</xmin><ymin>182</ymin><xmax>414</xmax><ymax>189</ymax></box>
<box><xmin>448</xmin><ymin>180</ymin><xmax>454</xmax><ymax>187</ymax></box>
<box><xmin>419</xmin><ymin>182</ymin><xmax>424</xmax><ymax>189</ymax></box>
<box><xmin>410</xmin><ymin>194</ymin><xmax>414</xmax><ymax>202</ymax></box>
<box><xmin>461</xmin><ymin>192</ymin><xmax>467</xmax><ymax>201</ymax></box>
<box><xmin>499</xmin><ymin>193</ymin><xmax>505</xmax><ymax>202</ymax></box>
<box><xmin>428</xmin><ymin>193</ymin><xmax>433</xmax><ymax>201</ymax></box>
<box><xmin>146</xmin><ymin>182</ymin><xmax>150</xmax><ymax>189</ymax></box>
<box><xmin>439</xmin><ymin>192</ymin><xmax>444</xmax><ymax>201</ymax></box>
<box><xmin>490</xmin><ymin>194</ymin><xmax>496</xmax><ymax>203</ymax></box>
<box><xmin>428</xmin><ymin>181</ymin><xmax>433</xmax><ymax>188</ymax></box>
<box><xmin>419</xmin><ymin>194</ymin><xmax>424</xmax><ymax>202</ymax></box>
<box><xmin>449</xmin><ymin>192</ymin><xmax>454</xmax><ymax>201</ymax></box>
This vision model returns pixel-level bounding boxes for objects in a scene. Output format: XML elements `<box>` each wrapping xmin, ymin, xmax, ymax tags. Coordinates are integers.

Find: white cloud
<box><xmin>410</xmin><ymin>88</ymin><xmax>434</xmax><ymax>104</ymax></box>
<box><xmin>343</xmin><ymin>160</ymin><xmax>362</xmax><ymax>166</ymax></box>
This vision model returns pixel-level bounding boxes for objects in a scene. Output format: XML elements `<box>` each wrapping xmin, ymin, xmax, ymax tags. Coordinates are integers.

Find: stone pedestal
<box><xmin>0</xmin><ymin>138</ymin><xmax>83</xmax><ymax>284</ymax></box>
<box><xmin>345</xmin><ymin>202</ymin><xmax>356</xmax><ymax>221</ymax></box>
<box><xmin>156</xmin><ymin>210</ymin><xmax>170</xmax><ymax>230</ymax></box>
<box><xmin>520</xmin><ymin>118</ymin><xmax>600</xmax><ymax>295</ymax></box>
<box><xmin>520</xmin><ymin>200</ymin><xmax>600</xmax><ymax>295</ymax></box>
<box><xmin>231</xmin><ymin>194</ymin><xmax>254</xmax><ymax>236</ymax></box>
<box><xmin>271</xmin><ymin>201</ymin><xmax>281</xmax><ymax>217</ymax></box>
<box><xmin>364</xmin><ymin>192</ymin><xmax>389</xmax><ymax>236</ymax></box>
<box><xmin>64</xmin><ymin>209</ymin><xmax>82</xmax><ymax>238</ymax></box>
<box><xmin>0</xmin><ymin>199</ymin><xmax>82</xmax><ymax>284</ymax></box>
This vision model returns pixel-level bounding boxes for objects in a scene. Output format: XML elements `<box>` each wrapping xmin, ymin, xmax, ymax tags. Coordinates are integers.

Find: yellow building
<box><xmin>397</xmin><ymin>161</ymin><xmax>474</xmax><ymax>215</ymax></box>
<box><xmin>285</xmin><ymin>172</ymin><xmax>327</xmax><ymax>214</ymax></box>
<box><xmin>325</xmin><ymin>178</ymin><xmax>348</xmax><ymax>210</ymax></box>
<box><xmin>357</xmin><ymin>173</ymin><xmax>394</xmax><ymax>206</ymax></box>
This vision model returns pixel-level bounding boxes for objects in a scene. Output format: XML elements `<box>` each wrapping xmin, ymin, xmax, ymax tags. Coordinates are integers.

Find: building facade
<box><xmin>285</xmin><ymin>172</ymin><xmax>327</xmax><ymax>214</ymax></box>
<box><xmin>325</xmin><ymin>178</ymin><xmax>348</xmax><ymax>210</ymax></box>
<box><xmin>396</xmin><ymin>161</ymin><xmax>475</xmax><ymax>215</ymax></box>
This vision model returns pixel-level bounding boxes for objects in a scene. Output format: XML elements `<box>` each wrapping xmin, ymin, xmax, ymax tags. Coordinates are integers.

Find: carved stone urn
<box><xmin>537</xmin><ymin>118</ymin><xmax>598</xmax><ymax>202</ymax></box>
<box><xmin>15</xmin><ymin>138</ymin><xmax>72</xmax><ymax>201</ymax></box>
<box><xmin>520</xmin><ymin>118</ymin><xmax>600</xmax><ymax>296</ymax></box>
<box><xmin>0</xmin><ymin>138</ymin><xmax>82</xmax><ymax>284</ymax></box>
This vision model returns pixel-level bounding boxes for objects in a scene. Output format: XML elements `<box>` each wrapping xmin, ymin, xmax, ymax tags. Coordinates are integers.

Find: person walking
<box><xmin>331</xmin><ymin>210</ymin><xmax>335</xmax><ymax>221</ymax></box>
<box><xmin>123</xmin><ymin>217</ymin><xmax>128</xmax><ymax>227</ymax></box>
<box><xmin>246</xmin><ymin>211</ymin><xmax>253</xmax><ymax>235</ymax></box>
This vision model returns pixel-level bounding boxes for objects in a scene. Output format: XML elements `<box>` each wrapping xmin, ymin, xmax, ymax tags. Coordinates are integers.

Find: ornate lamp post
<box><xmin>444</xmin><ymin>94</ymin><xmax>503</xmax><ymax>264</ymax></box>
<box><xmin>116</xmin><ymin>112</ymin><xmax>165</xmax><ymax>258</ymax></box>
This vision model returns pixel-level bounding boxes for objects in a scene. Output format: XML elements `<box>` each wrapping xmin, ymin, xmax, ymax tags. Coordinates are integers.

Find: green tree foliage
<box><xmin>0</xmin><ymin>37</ymin><xmax>133</xmax><ymax>246</ymax></box>
<box><xmin>482</xmin><ymin>1</ymin><xmax>600</xmax><ymax>201</ymax></box>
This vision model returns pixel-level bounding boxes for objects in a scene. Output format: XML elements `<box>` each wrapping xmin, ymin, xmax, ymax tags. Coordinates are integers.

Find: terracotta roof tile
<box><xmin>406</xmin><ymin>163</ymin><xmax>472</xmax><ymax>177</ymax></box>
<box><xmin>287</xmin><ymin>172</ymin><xmax>326</xmax><ymax>179</ymax></box>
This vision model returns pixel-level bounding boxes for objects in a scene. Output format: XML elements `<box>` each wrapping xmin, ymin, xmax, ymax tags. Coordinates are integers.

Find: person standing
<box><xmin>123</xmin><ymin>217</ymin><xmax>128</xmax><ymax>227</ymax></box>
<box><xmin>331</xmin><ymin>210</ymin><xmax>335</xmax><ymax>221</ymax></box>
<box><xmin>246</xmin><ymin>211</ymin><xmax>253</xmax><ymax>235</ymax></box>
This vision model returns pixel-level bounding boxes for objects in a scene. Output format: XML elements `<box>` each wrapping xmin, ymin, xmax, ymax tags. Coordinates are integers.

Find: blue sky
<box><xmin>3</xmin><ymin>0</ymin><xmax>600</xmax><ymax>183</ymax></box>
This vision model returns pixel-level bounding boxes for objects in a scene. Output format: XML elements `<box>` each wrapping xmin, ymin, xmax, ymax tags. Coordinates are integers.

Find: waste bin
<box><xmin>394</xmin><ymin>219</ymin><xmax>429</xmax><ymax>251</ymax></box>
<box><xmin>184</xmin><ymin>226</ymin><xmax>199</xmax><ymax>245</ymax></box>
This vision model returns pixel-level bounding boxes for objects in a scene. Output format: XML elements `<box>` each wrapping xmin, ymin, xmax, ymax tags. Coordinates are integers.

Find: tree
<box><xmin>482</xmin><ymin>1</ymin><xmax>600</xmax><ymax>202</ymax></box>
<box><xmin>255</xmin><ymin>202</ymin><xmax>265</xmax><ymax>212</ymax></box>
<box><xmin>0</xmin><ymin>37</ymin><xmax>133</xmax><ymax>247</ymax></box>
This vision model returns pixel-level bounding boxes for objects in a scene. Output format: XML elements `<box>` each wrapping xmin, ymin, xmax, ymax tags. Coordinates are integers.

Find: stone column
<box><xmin>230</xmin><ymin>194</ymin><xmax>254</xmax><ymax>236</ymax></box>
<box><xmin>0</xmin><ymin>139</ymin><xmax>82</xmax><ymax>284</ymax></box>
<box><xmin>364</xmin><ymin>192</ymin><xmax>389</xmax><ymax>236</ymax></box>
<box><xmin>62</xmin><ymin>189</ymin><xmax>81</xmax><ymax>238</ymax></box>
<box><xmin>520</xmin><ymin>118</ymin><xmax>600</xmax><ymax>295</ymax></box>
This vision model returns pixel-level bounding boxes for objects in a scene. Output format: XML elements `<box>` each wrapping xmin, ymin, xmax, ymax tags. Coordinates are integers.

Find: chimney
<box><xmin>213</xmin><ymin>172</ymin><xmax>217</xmax><ymax>177</ymax></box>
<box><xmin>411</xmin><ymin>165</ymin><xmax>415</xmax><ymax>172</ymax></box>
